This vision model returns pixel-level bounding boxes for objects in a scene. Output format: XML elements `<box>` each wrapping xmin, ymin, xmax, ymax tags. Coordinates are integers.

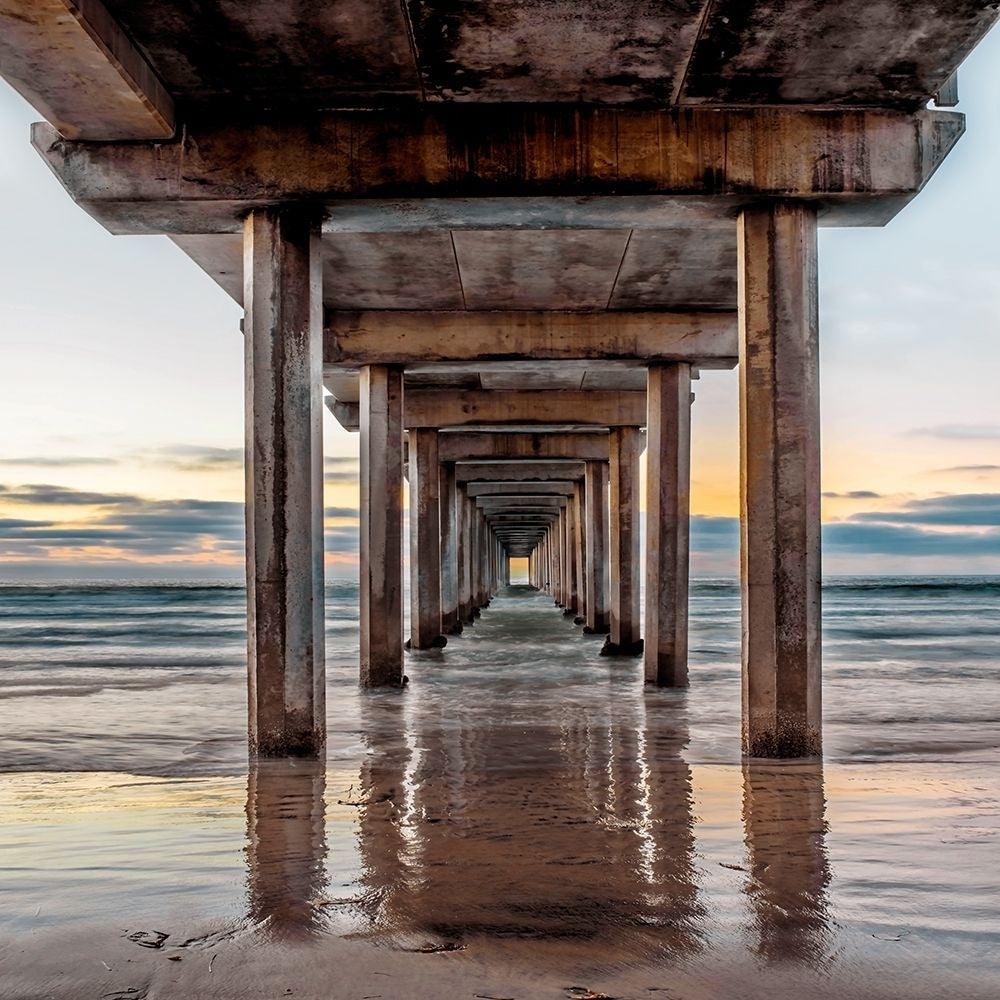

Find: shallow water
<box><xmin>0</xmin><ymin>581</ymin><xmax>998</xmax><ymax>998</ymax></box>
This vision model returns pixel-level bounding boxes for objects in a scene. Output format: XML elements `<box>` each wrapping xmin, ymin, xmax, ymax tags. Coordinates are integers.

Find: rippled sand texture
<box><xmin>1</xmin><ymin>586</ymin><xmax>999</xmax><ymax>999</ymax></box>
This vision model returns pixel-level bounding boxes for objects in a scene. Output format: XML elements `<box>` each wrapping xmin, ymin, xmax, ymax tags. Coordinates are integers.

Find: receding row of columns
<box><xmin>242</xmin><ymin>201</ymin><xmax>822</xmax><ymax>761</ymax></box>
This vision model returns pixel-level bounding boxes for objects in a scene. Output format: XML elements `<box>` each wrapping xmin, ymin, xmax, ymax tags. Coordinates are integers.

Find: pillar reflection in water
<box><xmin>742</xmin><ymin>761</ymin><xmax>832</xmax><ymax>963</ymax></box>
<box><xmin>354</xmin><ymin>684</ymin><xmax>702</xmax><ymax>960</ymax></box>
<box><xmin>245</xmin><ymin>758</ymin><xmax>328</xmax><ymax>937</ymax></box>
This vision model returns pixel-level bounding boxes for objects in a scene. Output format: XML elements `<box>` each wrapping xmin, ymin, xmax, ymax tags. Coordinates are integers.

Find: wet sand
<box><xmin>2</xmin><ymin>587</ymin><xmax>999</xmax><ymax>999</ymax></box>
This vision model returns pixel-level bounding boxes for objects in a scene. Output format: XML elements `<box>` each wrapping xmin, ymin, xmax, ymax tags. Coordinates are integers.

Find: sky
<box><xmin>1</xmin><ymin>29</ymin><xmax>1000</xmax><ymax>581</ymax></box>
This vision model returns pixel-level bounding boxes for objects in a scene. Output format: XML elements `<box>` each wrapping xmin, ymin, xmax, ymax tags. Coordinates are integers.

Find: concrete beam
<box><xmin>466</xmin><ymin>482</ymin><xmax>577</xmax><ymax>497</ymax></box>
<box><xmin>1</xmin><ymin>0</ymin><xmax>174</xmax><ymax>139</ymax></box>
<box><xmin>439</xmin><ymin>432</ymin><xmax>609</xmax><ymax>463</ymax></box>
<box><xmin>33</xmin><ymin>108</ymin><xmax>964</xmax><ymax>233</ymax></box>
<box><xmin>476</xmin><ymin>496</ymin><xmax>567</xmax><ymax>509</ymax></box>
<box><xmin>404</xmin><ymin>391</ymin><xmax>646</xmax><ymax>429</ymax></box>
<box><xmin>455</xmin><ymin>462</ymin><xmax>586</xmax><ymax>484</ymax></box>
<box><xmin>325</xmin><ymin>310</ymin><xmax>737</xmax><ymax>367</ymax></box>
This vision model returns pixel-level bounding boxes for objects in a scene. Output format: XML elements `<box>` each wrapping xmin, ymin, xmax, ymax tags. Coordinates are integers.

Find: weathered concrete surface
<box><xmin>403</xmin><ymin>390</ymin><xmax>646</xmax><ymax>429</ymax></box>
<box><xmin>439</xmin><ymin>433</ymin><xmax>609</xmax><ymax>463</ymax></box>
<box><xmin>738</xmin><ymin>203</ymin><xmax>822</xmax><ymax>759</ymax></box>
<box><xmin>325</xmin><ymin>311</ymin><xmax>737</xmax><ymax>366</ymax></box>
<box><xmin>467</xmin><ymin>482</ymin><xmax>576</xmax><ymax>498</ymax></box>
<box><xmin>408</xmin><ymin>429</ymin><xmax>445</xmax><ymax>650</ymax></box>
<box><xmin>455</xmin><ymin>461</ymin><xmax>586</xmax><ymax>484</ymax></box>
<box><xmin>606</xmin><ymin>427</ymin><xmax>643</xmax><ymax>655</ymax></box>
<box><xmin>243</xmin><ymin>207</ymin><xmax>325</xmax><ymax>757</ymax></box>
<box><xmin>33</xmin><ymin>109</ymin><xmax>965</xmax><ymax>234</ymax></box>
<box><xmin>584</xmin><ymin>461</ymin><xmax>610</xmax><ymax>634</ymax></box>
<box><xmin>644</xmin><ymin>364</ymin><xmax>691</xmax><ymax>689</ymax></box>
<box><xmin>9</xmin><ymin>2</ymin><xmax>991</xmax><ymax>125</ymax></box>
<box><xmin>360</xmin><ymin>366</ymin><xmax>404</xmax><ymax>687</ymax></box>
<box><xmin>0</xmin><ymin>0</ymin><xmax>174</xmax><ymax>139</ymax></box>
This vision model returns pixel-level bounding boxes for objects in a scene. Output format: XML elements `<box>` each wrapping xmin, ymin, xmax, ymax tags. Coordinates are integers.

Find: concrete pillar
<box><xmin>738</xmin><ymin>202</ymin><xmax>822</xmax><ymax>758</ymax></box>
<box><xmin>565</xmin><ymin>489</ymin><xmax>580</xmax><ymax>616</ymax></box>
<box><xmin>605</xmin><ymin>427</ymin><xmax>643</xmax><ymax>655</ymax></box>
<box><xmin>584</xmin><ymin>460</ymin><xmax>610</xmax><ymax>634</ymax></box>
<box><xmin>439</xmin><ymin>462</ymin><xmax>460</xmax><ymax>634</ymax></box>
<box><xmin>408</xmin><ymin>429</ymin><xmax>445</xmax><ymax>649</ymax></box>
<box><xmin>360</xmin><ymin>365</ymin><xmax>404</xmax><ymax>687</ymax></box>
<box><xmin>458</xmin><ymin>492</ymin><xmax>473</xmax><ymax>622</ymax></box>
<box><xmin>243</xmin><ymin>206</ymin><xmax>325</xmax><ymax>757</ymax></box>
<box><xmin>572</xmin><ymin>481</ymin><xmax>587</xmax><ymax>624</ymax></box>
<box><xmin>644</xmin><ymin>363</ymin><xmax>692</xmax><ymax>688</ymax></box>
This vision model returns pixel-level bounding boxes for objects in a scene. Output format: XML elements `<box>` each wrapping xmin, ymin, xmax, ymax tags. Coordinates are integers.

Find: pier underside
<box><xmin>1</xmin><ymin>0</ymin><xmax>993</xmax><ymax>757</ymax></box>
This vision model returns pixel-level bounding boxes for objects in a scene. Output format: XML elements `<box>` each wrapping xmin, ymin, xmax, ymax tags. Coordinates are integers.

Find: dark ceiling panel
<box><xmin>682</xmin><ymin>0</ymin><xmax>996</xmax><ymax>107</ymax></box>
<box><xmin>404</xmin><ymin>0</ymin><xmax>709</xmax><ymax>103</ymax></box>
<box><xmin>103</xmin><ymin>0</ymin><xmax>422</xmax><ymax>107</ymax></box>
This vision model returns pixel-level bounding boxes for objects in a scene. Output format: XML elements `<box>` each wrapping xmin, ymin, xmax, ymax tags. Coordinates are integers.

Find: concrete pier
<box><xmin>644</xmin><ymin>364</ymin><xmax>692</xmax><ymax>688</ymax></box>
<box><xmin>7</xmin><ymin>2</ymin><xmax>988</xmax><ymax>759</ymax></box>
<box><xmin>739</xmin><ymin>203</ymin><xmax>822</xmax><ymax>757</ymax></box>
<box><xmin>360</xmin><ymin>365</ymin><xmax>404</xmax><ymax>687</ymax></box>
<box><xmin>243</xmin><ymin>206</ymin><xmax>325</xmax><ymax>757</ymax></box>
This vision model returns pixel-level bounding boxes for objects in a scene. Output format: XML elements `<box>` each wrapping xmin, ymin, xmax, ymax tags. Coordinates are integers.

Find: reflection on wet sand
<box><xmin>352</xmin><ymin>687</ymin><xmax>702</xmax><ymax>965</ymax></box>
<box><xmin>743</xmin><ymin>760</ymin><xmax>832</xmax><ymax>963</ymax></box>
<box><xmin>245</xmin><ymin>758</ymin><xmax>328</xmax><ymax>937</ymax></box>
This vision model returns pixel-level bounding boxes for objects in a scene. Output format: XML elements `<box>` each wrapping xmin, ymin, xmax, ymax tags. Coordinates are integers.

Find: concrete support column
<box><xmin>243</xmin><ymin>206</ymin><xmax>325</xmax><ymax>757</ymax></box>
<box><xmin>458</xmin><ymin>492</ymin><xmax>473</xmax><ymax>622</ymax></box>
<box><xmin>439</xmin><ymin>462</ymin><xmax>460</xmax><ymax>634</ymax></box>
<box><xmin>565</xmin><ymin>490</ymin><xmax>580</xmax><ymax>616</ymax></box>
<box><xmin>738</xmin><ymin>202</ymin><xmax>822</xmax><ymax>758</ymax></box>
<box><xmin>408</xmin><ymin>429</ymin><xmax>445</xmax><ymax>650</ymax></box>
<box><xmin>644</xmin><ymin>363</ymin><xmax>692</xmax><ymax>688</ymax></box>
<box><xmin>572</xmin><ymin>481</ymin><xmax>587</xmax><ymax>625</ymax></box>
<box><xmin>584</xmin><ymin>460</ymin><xmax>610</xmax><ymax>634</ymax></box>
<box><xmin>360</xmin><ymin>365</ymin><xmax>404</xmax><ymax>687</ymax></box>
<box><xmin>605</xmin><ymin>427</ymin><xmax>643</xmax><ymax>655</ymax></box>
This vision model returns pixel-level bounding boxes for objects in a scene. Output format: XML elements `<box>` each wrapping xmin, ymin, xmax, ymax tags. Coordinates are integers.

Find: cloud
<box><xmin>907</xmin><ymin>424</ymin><xmax>1000</xmax><ymax>440</ymax></box>
<box><xmin>324</xmin><ymin>506</ymin><xmax>359</xmax><ymax>520</ymax></box>
<box><xmin>139</xmin><ymin>444</ymin><xmax>243</xmax><ymax>472</ymax></box>
<box><xmin>690</xmin><ymin>515</ymin><xmax>740</xmax><ymax>551</ymax></box>
<box><xmin>931</xmin><ymin>465</ymin><xmax>1000</xmax><ymax>474</ymax></box>
<box><xmin>0</xmin><ymin>456</ymin><xmax>117</xmax><ymax>468</ymax></box>
<box><xmin>848</xmin><ymin>493</ymin><xmax>1000</xmax><ymax>527</ymax></box>
<box><xmin>0</xmin><ymin>482</ymin><xmax>361</xmax><ymax>567</ymax></box>
<box><xmin>324</xmin><ymin>455</ymin><xmax>359</xmax><ymax>484</ymax></box>
<box><xmin>0</xmin><ymin>484</ymin><xmax>142</xmax><ymax>506</ymax></box>
<box><xmin>822</xmin><ymin>490</ymin><xmax>883</xmax><ymax>499</ymax></box>
<box><xmin>824</xmin><ymin>522</ymin><xmax>1000</xmax><ymax>556</ymax></box>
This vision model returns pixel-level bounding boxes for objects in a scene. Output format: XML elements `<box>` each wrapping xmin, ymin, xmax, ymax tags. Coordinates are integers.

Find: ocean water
<box><xmin>0</xmin><ymin>578</ymin><xmax>998</xmax><ymax>999</ymax></box>
<box><xmin>0</xmin><ymin>577</ymin><xmax>997</xmax><ymax>775</ymax></box>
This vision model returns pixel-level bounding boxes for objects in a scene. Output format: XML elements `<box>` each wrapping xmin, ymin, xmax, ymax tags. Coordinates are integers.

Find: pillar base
<box><xmin>600</xmin><ymin>637</ymin><xmax>644</xmax><ymax>657</ymax></box>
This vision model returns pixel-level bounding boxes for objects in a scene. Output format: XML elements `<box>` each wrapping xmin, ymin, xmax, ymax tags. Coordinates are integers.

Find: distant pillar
<box><xmin>458</xmin><ymin>492</ymin><xmax>473</xmax><ymax>622</ymax></box>
<box><xmin>572</xmin><ymin>481</ymin><xmax>587</xmax><ymax>623</ymax></box>
<box><xmin>408</xmin><ymin>429</ymin><xmax>445</xmax><ymax>649</ymax></box>
<box><xmin>439</xmin><ymin>462</ymin><xmax>460</xmax><ymax>634</ymax></box>
<box><xmin>566</xmin><ymin>488</ymin><xmax>580</xmax><ymax>616</ymax></box>
<box><xmin>606</xmin><ymin>427</ymin><xmax>643</xmax><ymax>655</ymax></box>
<box><xmin>644</xmin><ymin>363</ymin><xmax>692</xmax><ymax>687</ymax></box>
<box><xmin>738</xmin><ymin>202</ymin><xmax>822</xmax><ymax>757</ymax></box>
<box><xmin>584</xmin><ymin>460</ymin><xmax>610</xmax><ymax>634</ymax></box>
<box><xmin>243</xmin><ymin>206</ymin><xmax>325</xmax><ymax>757</ymax></box>
<box><xmin>360</xmin><ymin>364</ymin><xmax>404</xmax><ymax>686</ymax></box>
